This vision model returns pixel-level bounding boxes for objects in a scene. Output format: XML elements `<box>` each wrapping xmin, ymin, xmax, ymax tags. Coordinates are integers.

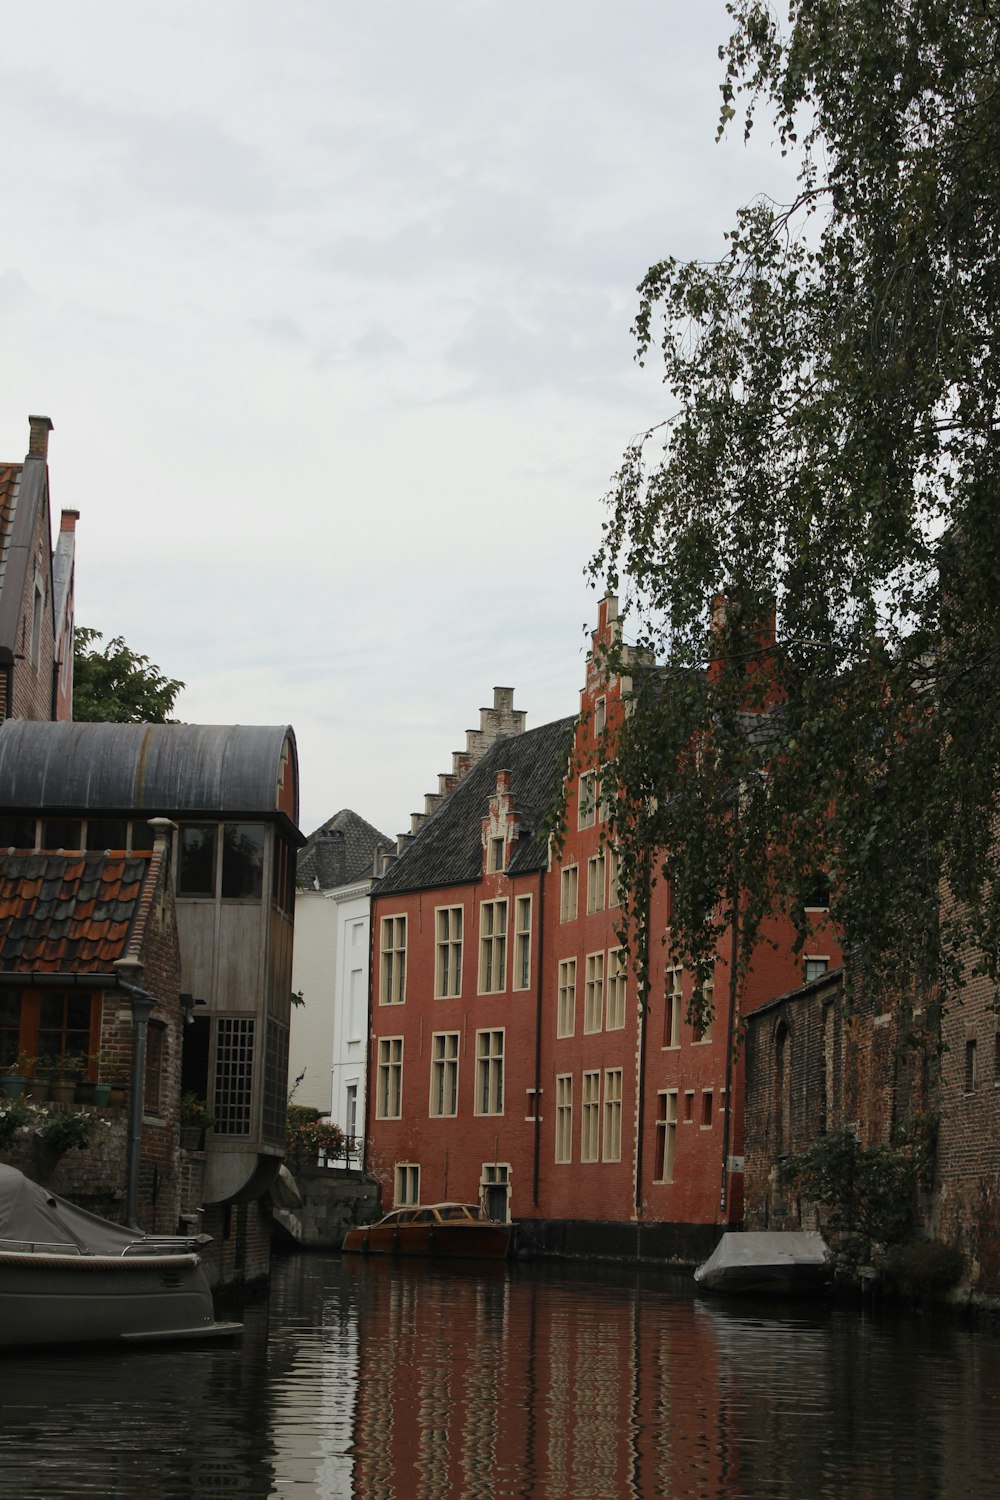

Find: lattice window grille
<box><xmin>213</xmin><ymin>1017</ymin><xmax>255</xmax><ymax>1135</ymax></box>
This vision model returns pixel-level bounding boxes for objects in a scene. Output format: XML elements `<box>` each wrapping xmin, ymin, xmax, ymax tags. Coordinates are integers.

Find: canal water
<box><xmin>1</xmin><ymin>1251</ymin><xmax>999</xmax><ymax>1499</ymax></box>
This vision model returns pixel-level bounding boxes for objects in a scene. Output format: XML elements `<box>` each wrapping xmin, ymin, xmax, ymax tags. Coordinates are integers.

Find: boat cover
<box><xmin>694</xmin><ymin>1230</ymin><xmax>830</xmax><ymax>1285</ymax></box>
<box><xmin>0</xmin><ymin>1164</ymin><xmax>173</xmax><ymax>1256</ymax></box>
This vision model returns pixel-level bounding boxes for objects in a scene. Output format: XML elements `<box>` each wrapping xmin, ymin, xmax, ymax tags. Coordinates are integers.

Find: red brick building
<box><xmin>368</xmin><ymin>597</ymin><xmax>841</xmax><ymax>1261</ymax></box>
<box><xmin>0</xmin><ymin>415</ymin><xmax>77</xmax><ymax>723</ymax></box>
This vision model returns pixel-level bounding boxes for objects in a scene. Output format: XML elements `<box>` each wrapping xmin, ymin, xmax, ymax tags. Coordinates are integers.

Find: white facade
<box><xmin>290</xmin><ymin>879</ymin><xmax>373</xmax><ymax>1143</ymax></box>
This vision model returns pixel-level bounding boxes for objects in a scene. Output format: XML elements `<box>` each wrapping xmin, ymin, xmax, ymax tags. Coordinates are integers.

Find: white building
<box><xmin>290</xmin><ymin>811</ymin><xmax>392</xmax><ymax>1132</ymax></box>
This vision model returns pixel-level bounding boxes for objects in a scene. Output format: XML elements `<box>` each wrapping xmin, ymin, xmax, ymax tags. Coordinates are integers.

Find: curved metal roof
<box><xmin>0</xmin><ymin>720</ymin><xmax>299</xmax><ymax>824</ymax></box>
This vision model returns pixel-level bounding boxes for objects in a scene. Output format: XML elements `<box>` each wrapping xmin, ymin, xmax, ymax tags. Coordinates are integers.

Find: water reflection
<box><xmin>0</xmin><ymin>1254</ymin><xmax>998</xmax><ymax>1499</ymax></box>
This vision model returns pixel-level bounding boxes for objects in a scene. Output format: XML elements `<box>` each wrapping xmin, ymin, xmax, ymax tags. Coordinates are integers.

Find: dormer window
<box><xmin>489</xmin><ymin>836</ymin><xmax>505</xmax><ymax>873</ymax></box>
<box><xmin>594</xmin><ymin>696</ymin><xmax>606</xmax><ymax>735</ymax></box>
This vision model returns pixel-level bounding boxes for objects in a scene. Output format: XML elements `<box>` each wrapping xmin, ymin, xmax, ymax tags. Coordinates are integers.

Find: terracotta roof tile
<box><xmin>0</xmin><ymin>852</ymin><xmax>154</xmax><ymax>973</ymax></box>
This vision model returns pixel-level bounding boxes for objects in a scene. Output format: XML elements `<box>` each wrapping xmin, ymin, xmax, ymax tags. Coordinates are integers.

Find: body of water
<box><xmin>1</xmin><ymin>1252</ymin><xmax>998</xmax><ymax>1498</ymax></box>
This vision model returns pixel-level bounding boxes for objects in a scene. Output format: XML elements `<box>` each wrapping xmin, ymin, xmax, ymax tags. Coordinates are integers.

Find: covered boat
<box><xmin>694</xmin><ymin>1230</ymin><xmax>832</xmax><ymax>1296</ymax></box>
<box><xmin>342</xmin><ymin>1202</ymin><xmax>512</xmax><ymax>1259</ymax></box>
<box><xmin>0</xmin><ymin>1164</ymin><xmax>241</xmax><ymax>1348</ymax></box>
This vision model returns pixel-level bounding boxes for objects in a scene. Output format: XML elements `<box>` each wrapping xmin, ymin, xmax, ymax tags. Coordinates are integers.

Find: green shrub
<box><xmin>286</xmin><ymin>1116</ymin><xmax>345</xmax><ymax>1171</ymax></box>
<box><xmin>0</xmin><ymin>1099</ymin><xmax>30</xmax><ymax>1150</ymax></box>
<box><xmin>37</xmin><ymin>1111</ymin><xmax>94</xmax><ymax>1154</ymax></box>
<box><xmin>883</xmin><ymin>1239</ymin><xmax>964</xmax><ymax>1299</ymax></box>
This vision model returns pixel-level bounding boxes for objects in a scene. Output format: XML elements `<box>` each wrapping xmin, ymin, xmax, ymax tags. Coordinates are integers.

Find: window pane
<box><xmin>222</xmin><ymin>824</ymin><xmax>265</xmax><ymax>899</ymax></box>
<box><xmin>179</xmin><ymin>825</ymin><xmax>216</xmax><ymax>895</ymax></box>
<box><xmin>86</xmin><ymin>818</ymin><xmax>128</xmax><ymax>851</ymax></box>
<box><xmin>0</xmin><ymin>817</ymin><xmax>35</xmax><ymax>848</ymax></box>
<box><xmin>42</xmin><ymin>819</ymin><xmax>82</xmax><ymax>850</ymax></box>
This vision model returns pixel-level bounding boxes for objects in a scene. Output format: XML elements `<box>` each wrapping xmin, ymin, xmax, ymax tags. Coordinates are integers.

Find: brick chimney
<box><xmin>27</xmin><ymin>415</ymin><xmax>53</xmax><ymax>460</ymax></box>
<box><xmin>60</xmin><ymin>509</ymin><xmax>79</xmax><ymax>533</ymax></box>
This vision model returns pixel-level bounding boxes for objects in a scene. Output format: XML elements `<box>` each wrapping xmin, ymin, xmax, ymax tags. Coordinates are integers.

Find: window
<box><xmin>655</xmin><ymin>1091</ymin><xmax>678</xmax><ymax>1182</ymax></box>
<box><xmin>555</xmin><ymin>1074</ymin><xmax>573</xmax><ymax>1163</ymax></box>
<box><xmin>693</xmin><ymin>978</ymin><xmax>714</xmax><ymax>1044</ymax></box>
<box><xmin>489</xmin><ymin>836</ymin><xmax>505</xmax><ymax>873</ymax></box>
<box><xmin>684</xmin><ymin>1090</ymin><xmax>695</xmax><ymax>1123</ymax></box>
<box><xmin>607</xmin><ymin>846</ymin><xmax>622</xmax><ymax>909</ymax></box>
<box><xmin>380</xmin><ymin>916</ymin><xmax>407</xmax><ymax>1005</ymax></box>
<box><xmin>271</xmin><ymin>833</ymin><xmax>296</xmax><ymax>915</ymax></box>
<box><xmin>606</xmin><ymin>948</ymin><xmax>627</xmax><ymax>1030</ymax></box>
<box><xmin>213</xmin><ymin>1016</ymin><xmax>255</xmax><ymax>1135</ymax></box>
<box><xmin>178</xmin><ymin>824</ymin><xmax>216</xmax><ymax>896</ymax></box>
<box><xmin>435</xmin><ymin>906</ymin><xmax>463</xmax><ymax>998</ymax></box>
<box><xmin>86</xmin><ymin>818</ymin><xmax>128</xmax><ymax>852</ymax></box>
<box><xmin>376</xmin><ymin>1037</ymin><xmax>403</xmax><ymax>1118</ymax></box>
<box><xmin>664</xmin><ymin>969</ymin><xmax>683</xmax><ymax>1048</ymax></box>
<box><xmin>475</xmin><ymin>1030</ymin><xmax>504</xmax><ymax>1115</ymax></box>
<box><xmin>345</xmin><ymin>1083</ymin><xmax>358</xmax><ymax>1142</ymax></box>
<box><xmin>395</xmin><ymin>1163</ymin><xmax>420</xmax><ymax>1206</ymax></box>
<box><xmin>0</xmin><ymin>991</ymin><xmax>98</xmax><ymax>1071</ymax></box>
<box><xmin>430</xmin><ymin>1032</ymin><xmax>459</xmax><ymax>1117</ymax></box>
<box><xmin>603</xmin><ymin>1069</ymin><xmax>623</xmax><ymax>1161</ymax></box>
<box><xmin>578</xmin><ymin>772</ymin><xmax>597</xmax><ymax>829</ymax></box>
<box><xmin>804</xmin><ymin>956</ymin><xmax>830</xmax><ymax>985</ymax></box>
<box><xmin>587</xmin><ymin>853</ymin><xmax>606</xmax><ymax>914</ymax></box>
<box><xmin>584</xmin><ymin>953</ymin><xmax>604</xmax><ymax>1034</ymax></box>
<box><xmin>513</xmin><ymin>896</ymin><xmax>532</xmax><ymax>990</ymax></box>
<box><xmin>42</xmin><ymin>819</ymin><xmax>82</xmax><ymax>850</ymax></box>
<box><xmin>478</xmin><ymin>900</ymin><xmax>508</xmax><ymax>993</ymax></box>
<box><xmin>557</xmin><ymin>959</ymin><xmax>576</xmax><ymax>1038</ymax></box>
<box><xmin>701</xmin><ymin>1090</ymin><xmax>714</xmax><ymax>1128</ymax></box>
<box><xmin>965</xmin><ymin>1038</ymin><xmax>978</xmax><ymax>1094</ymax></box>
<box><xmin>30</xmin><ymin>571</ymin><xmax>44</xmax><ymax>671</ymax></box>
<box><xmin>560</xmin><ymin>865</ymin><xmax>579</xmax><ymax>923</ymax></box>
<box><xmin>581</xmin><ymin>1071</ymin><xmax>601</xmax><ymax>1161</ymax></box>
<box><xmin>221</xmin><ymin>823</ymin><xmax>265</xmax><ymax>899</ymax></box>
<box><xmin>594</xmin><ymin>696</ymin><xmax>606</xmax><ymax>735</ymax></box>
<box><xmin>802</xmin><ymin>873</ymin><xmax>831</xmax><ymax>910</ymax></box>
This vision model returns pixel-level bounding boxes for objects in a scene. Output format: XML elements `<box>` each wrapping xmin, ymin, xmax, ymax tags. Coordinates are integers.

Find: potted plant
<box><xmin>179</xmin><ymin>1093</ymin><xmax>213</xmax><ymax>1150</ymax></box>
<box><xmin>1</xmin><ymin>1053</ymin><xmax>34</xmax><ymax>1101</ymax></box>
<box><xmin>27</xmin><ymin>1055</ymin><xmax>52</xmax><ymax>1103</ymax></box>
<box><xmin>50</xmin><ymin>1052</ymin><xmax>85</xmax><ymax>1105</ymax></box>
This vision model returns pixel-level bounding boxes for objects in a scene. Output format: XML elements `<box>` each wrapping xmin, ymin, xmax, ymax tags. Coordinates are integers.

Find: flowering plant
<box><xmin>286</xmin><ymin>1117</ymin><xmax>346</xmax><ymax>1170</ymax></box>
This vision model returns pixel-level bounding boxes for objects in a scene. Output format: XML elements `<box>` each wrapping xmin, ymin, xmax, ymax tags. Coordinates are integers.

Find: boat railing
<box><xmin>0</xmin><ymin>1236</ymin><xmax>85</xmax><ymax>1255</ymax></box>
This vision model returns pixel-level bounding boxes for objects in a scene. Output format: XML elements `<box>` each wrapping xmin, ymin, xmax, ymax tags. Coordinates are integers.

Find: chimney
<box><xmin>28</xmin><ymin>415</ymin><xmax>53</xmax><ymax>460</ymax></box>
<box><xmin>60</xmin><ymin>509</ymin><xmax>79</xmax><ymax>533</ymax></box>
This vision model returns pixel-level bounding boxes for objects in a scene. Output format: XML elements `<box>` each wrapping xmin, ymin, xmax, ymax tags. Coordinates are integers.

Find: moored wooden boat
<box><xmin>342</xmin><ymin>1202</ymin><xmax>512</xmax><ymax>1260</ymax></box>
<box><xmin>0</xmin><ymin>1164</ymin><xmax>241</xmax><ymax>1348</ymax></box>
<box><xmin>694</xmin><ymin>1230</ymin><xmax>832</xmax><ymax>1295</ymax></box>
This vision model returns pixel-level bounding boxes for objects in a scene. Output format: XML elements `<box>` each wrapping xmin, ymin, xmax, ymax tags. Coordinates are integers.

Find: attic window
<box><xmin>489</xmin><ymin>837</ymin><xmax>505</xmax><ymax>873</ymax></box>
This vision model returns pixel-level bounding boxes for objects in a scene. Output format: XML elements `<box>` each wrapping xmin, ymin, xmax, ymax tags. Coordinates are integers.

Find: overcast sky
<box><xmin>0</xmin><ymin>1</ymin><xmax>794</xmax><ymax>841</ymax></box>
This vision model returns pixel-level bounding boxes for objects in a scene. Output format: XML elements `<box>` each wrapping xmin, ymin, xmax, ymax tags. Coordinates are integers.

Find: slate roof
<box><xmin>374</xmin><ymin>716</ymin><xmax>576</xmax><ymax>897</ymax></box>
<box><xmin>0</xmin><ymin>851</ymin><xmax>153</xmax><ymax>972</ymax></box>
<box><xmin>297</xmin><ymin>809</ymin><xmax>394</xmax><ymax>891</ymax></box>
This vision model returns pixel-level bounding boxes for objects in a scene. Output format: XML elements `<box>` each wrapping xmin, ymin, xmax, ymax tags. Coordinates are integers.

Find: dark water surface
<box><xmin>1</xmin><ymin>1251</ymin><xmax>999</xmax><ymax>1499</ymax></box>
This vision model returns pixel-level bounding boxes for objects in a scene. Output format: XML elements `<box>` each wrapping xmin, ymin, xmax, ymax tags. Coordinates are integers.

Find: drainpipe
<box><xmin>633</xmin><ymin>858</ymin><xmax>652</xmax><ymax>1218</ymax></box>
<box><xmin>719</xmin><ymin>802</ymin><xmax>740</xmax><ymax>1222</ymax></box>
<box><xmin>531</xmin><ymin>866</ymin><xmax>545</xmax><ymax>1208</ymax></box>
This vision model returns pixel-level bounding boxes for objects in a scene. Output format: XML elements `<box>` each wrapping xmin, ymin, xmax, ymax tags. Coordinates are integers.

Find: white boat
<box><xmin>694</xmin><ymin>1230</ymin><xmax>832</xmax><ymax>1295</ymax></box>
<box><xmin>0</xmin><ymin>1164</ymin><xmax>241</xmax><ymax>1348</ymax></box>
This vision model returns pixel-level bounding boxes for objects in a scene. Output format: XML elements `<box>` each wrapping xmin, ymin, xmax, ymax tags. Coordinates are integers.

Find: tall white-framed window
<box><xmin>513</xmin><ymin>895</ymin><xmax>532</xmax><ymax>991</ymax></box>
<box><xmin>586</xmin><ymin>853</ymin><xmax>606</xmax><ymax>914</ymax></box>
<box><xmin>606</xmin><ymin>948</ymin><xmax>627</xmax><ymax>1031</ymax></box>
<box><xmin>664</xmin><ymin>968</ymin><xmax>683</xmax><ymax>1048</ymax></box>
<box><xmin>594</xmin><ymin>695</ymin><xmax>607</xmax><ymax>735</ymax></box>
<box><xmin>584</xmin><ymin>952</ymin><xmax>605</xmax><ymax>1034</ymax></box>
<box><xmin>603</xmin><ymin>1069</ymin><xmax>623</xmax><ymax>1162</ymax></box>
<box><xmin>435</xmin><ymin>906</ymin><xmax>463</xmax><ymax>998</ymax></box>
<box><xmin>557</xmin><ymin>958</ymin><xmax>577</xmax><ymax>1038</ymax></box>
<box><xmin>395</xmin><ymin>1163</ymin><xmax>419</xmax><ymax>1206</ymax></box>
<box><xmin>475</xmin><ymin>1029</ymin><xmax>504</xmax><ymax>1115</ymax></box>
<box><xmin>607</xmin><ymin>846</ymin><xmax>622</xmax><ymax>909</ymax></box>
<box><xmin>581</xmin><ymin>1070</ymin><xmax>601</xmax><ymax>1161</ymax></box>
<box><xmin>655</xmin><ymin>1090</ymin><xmax>678</xmax><ymax>1182</ymax></box>
<box><xmin>693</xmin><ymin>977</ymin><xmax>715</xmax><ymax>1043</ymax></box>
<box><xmin>380</xmin><ymin>915</ymin><xmax>407</xmax><ymax>1005</ymax></box>
<box><xmin>429</xmin><ymin>1031</ymin><xmax>459</xmax><ymax>1117</ymax></box>
<box><xmin>560</xmin><ymin>865</ymin><xmax>579</xmax><ymax>923</ymax></box>
<box><xmin>376</xmin><ymin>1037</ymin><xmax>403</xmax><ymax>1119</ymax></box>
<box><xmin>488</xmin><ymin>836</ymin><xmax>505</xmax><ymax>873</ymax></box>
<box><xmin>345</xmin><ymin>1083</ymin><xmax>358</xmax><ymax>1143</ymax></box>
<box><xmin>555</xmin><ymin>1074</ymin><xmax>573</xmax><ymax>1163</ymax></box>
<box><xmin>578</xmin><ymin>772</ymin><xmax>597</xmax><ymax>830</ymax></box>
<box><xmin>478</xmin><ymin>900</ymin><xmax>508</xmax><ymax>993</ymax></box>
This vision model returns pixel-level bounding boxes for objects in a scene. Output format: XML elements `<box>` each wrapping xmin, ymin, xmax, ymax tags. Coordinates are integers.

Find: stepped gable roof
<box><xmin>0</xmin><ymin>850</ymin><xmax>154</xmax><ymax>972</ymax></box>
<box><xmin>375</xmin><ymin>715</ymin><xmax>576</xmax><ymax>897</ymax></box>
<box><xmin>297</xmin><ymin>809</ymin><xmax>394</xmax><ymax>891</ymax></box>
<box><xmin>0</xmin><ymin>720</ymin><xmax>300</xmax><ymax>832</ymax></box>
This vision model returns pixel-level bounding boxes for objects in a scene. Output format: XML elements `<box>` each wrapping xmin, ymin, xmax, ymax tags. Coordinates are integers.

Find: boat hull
<box><xmin>694</xmin><ymin>1231</ymin><xmax>832</xmax><ymax>1296</ymax></box>
<box><xmin>0</xmin><ymin>1251</ymin><xmax>240</xmax><ymax>1349</ymax></box>
<box><xmin>342</xmin><ymin>1221</ymin><xmax>511</xmax><ymax>1259</ymax></box>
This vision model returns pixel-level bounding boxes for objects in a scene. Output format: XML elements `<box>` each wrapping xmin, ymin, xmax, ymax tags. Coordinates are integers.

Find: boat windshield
<box><xmin>436</xmin><ymin>1205</ymin><xmax>478</xmax><ymax>1221</ymax></box>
